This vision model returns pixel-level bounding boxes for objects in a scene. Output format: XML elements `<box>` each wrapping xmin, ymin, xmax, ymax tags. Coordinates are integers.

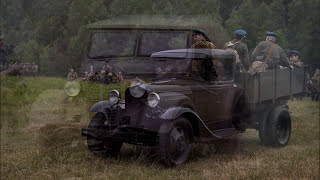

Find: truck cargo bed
<box><xmin>235</xmin><ymin>67</ymin><xmax>306</xmax><ymax>105</ymax></box>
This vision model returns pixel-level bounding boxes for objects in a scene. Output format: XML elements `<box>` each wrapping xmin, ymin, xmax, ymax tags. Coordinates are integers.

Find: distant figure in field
<box><xmin>311</xmin><ymin>69</ymin><xmax>320</xmax><ymax>101</ymax></box>
<box><xmin>67</xmin><ymin>68</ymin><xmax>78</xmax><ymax>81</ymax></box>
<box><xmin>31</xmin><ymin>62</ymin><xmax>38</xmax><ymax>77</ymax></box>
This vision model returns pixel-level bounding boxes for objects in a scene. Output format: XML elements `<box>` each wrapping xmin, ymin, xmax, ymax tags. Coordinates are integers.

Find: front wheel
<box><xmin>158</xmin><ymin>117</ymin><xmax>193</xmax><ymax>167</ymax></box>
<box><xmin>259</xmin><ymin>106</ymin><xmax>291</xmax><ymax>147</ymax></box>
<box><xmin>87</xmin><ymin>112</ymin><xmax>123</xmax><ymax>156</ymax></box>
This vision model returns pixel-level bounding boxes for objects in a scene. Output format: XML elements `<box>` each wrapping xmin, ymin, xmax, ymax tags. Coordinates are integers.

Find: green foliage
<box><xmin>13</xmin><ymin>39</ymin><xmax>40</xmax><ymax>63</ymax></box>
<box><xmin>1</xmin><ymin>0</ymin><xmax>319</xmax><ymax>76</ymax></box>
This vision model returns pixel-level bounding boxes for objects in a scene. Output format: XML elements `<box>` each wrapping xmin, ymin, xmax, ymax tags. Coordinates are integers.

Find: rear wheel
<box><xmin>87</xmin><ymin>112</ymin><xmax>122</xmax><ymax>156</ymax></box>
<box><xmin>158</xmin><ymin>118</ymin><xmax>193</xmax><ymax>167</ymax></box>
<box><xmin>259</xmin><ymin>106</ymin><xmax>291</xmax><ymax>147</ymax></box>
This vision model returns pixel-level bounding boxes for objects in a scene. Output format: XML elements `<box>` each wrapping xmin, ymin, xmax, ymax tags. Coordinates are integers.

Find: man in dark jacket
<box><xmin>252</xmin><ymin>31</ymin><xmax>291</xmax><ymax>70</ymax></box>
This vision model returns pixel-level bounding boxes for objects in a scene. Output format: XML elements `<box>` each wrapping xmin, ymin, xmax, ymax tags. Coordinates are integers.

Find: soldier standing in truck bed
<box><xmin>225</xmin><ymin>42</ymin><xmax>244</xmax><ymax>72</ymax></box>
<box><xmin>225</xmin><ymin>30</ymin><xmax>250</xmax><ymax>71</ymax></box>
<box><xmin>251</xmin><ymin>31</ymin><xmax>291</xmax><ymax>71</ymax></box>
<box><xmin>288</xmin><ymin>50</ymin><xmax>304</xmax><ymax>68</ymax></box>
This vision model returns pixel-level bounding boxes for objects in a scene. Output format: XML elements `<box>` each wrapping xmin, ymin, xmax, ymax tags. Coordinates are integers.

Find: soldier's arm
<box><xmin>252</xmin><ymin>43</ymin><xmax>262</xmax><ymax>61</ymax></box>
<box><xmin>209</xmin><ymin>42</ymin><xmax>216</xmax><ymax>49</ymax></box>
<box><xmin>243</xmin><ymin>44</ymin><xmax>250</xmax><ymax>69</ymax></box>
<box><xmin>279</xmin><ymin>49</ymin><xmax>290</xmax><ymax>68</ymax></box>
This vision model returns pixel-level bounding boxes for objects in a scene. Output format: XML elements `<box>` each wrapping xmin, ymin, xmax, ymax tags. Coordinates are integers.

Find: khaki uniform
<box><xmin>225</xmin><ymin>40</ymin><xmax>249</xmax><ymax>70</ymax></box>
<box><xmin>192</xmin><ymin>40</ymin><xmax>215</xmax><ymax>49</ymax></box>
<box><xmin>226</xmin><ymin>47</ymin><xmax>245</xmax><ymax>72</ymax></box>
<box><xmin>290</xmin><ymin>59</ymin><xmax>304</xmax><ymax>68</ymax></box>
<box><xmin>252</xmin><ymin>41</ymin><xmax>290</xmax><ymax>69</ymax></box>
<box><xmin>192</xmin><ymin>40</ymin><xmax>215</xmax><ymax>73</ymax></box>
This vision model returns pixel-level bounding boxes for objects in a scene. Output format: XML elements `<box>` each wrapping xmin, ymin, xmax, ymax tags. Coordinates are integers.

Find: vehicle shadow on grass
<box><xmin>189</xmin><ymin>134</ymin><xmax>262</xmax><ymax>161</ymax></box>
<box><xmin>37</xmin><ymin>123</ymin><xmax>264</xmax><ymax>168</ymax></box>
<box><xmin>93</xmin><ymin>135</ymin><xmax>263</xmax><ymax>167</ymax></box>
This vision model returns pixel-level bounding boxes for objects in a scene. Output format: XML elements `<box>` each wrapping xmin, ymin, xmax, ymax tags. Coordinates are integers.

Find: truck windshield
<box><xmin>88</xmin><ymin>30</ymin><xmax>137</xmax><ymax>58</ymax></box>
<box><xmin>138</xmin><ymin>31</ymin><xmax>188</xmax><ymax>56</ymax></box>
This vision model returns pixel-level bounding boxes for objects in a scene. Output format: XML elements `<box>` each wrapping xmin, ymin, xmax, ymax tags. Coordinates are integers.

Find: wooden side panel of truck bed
<box><xmin>235</xmin><ymin>67</ymin><xmax>306</xmax><ymax>104</ymax></box>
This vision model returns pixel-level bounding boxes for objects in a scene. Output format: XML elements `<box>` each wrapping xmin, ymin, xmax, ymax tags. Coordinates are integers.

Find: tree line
<box><xmin>1</xmin><ymin>0</ymin><xmax>319</xmax><ymax>76</ymax></box>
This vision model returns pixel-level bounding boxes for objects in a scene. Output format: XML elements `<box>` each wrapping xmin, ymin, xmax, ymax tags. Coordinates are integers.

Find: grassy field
<box><xmin>1</xmin><ymin>77</ymin><xmax>319</xmax><ymax>179</ymax></box>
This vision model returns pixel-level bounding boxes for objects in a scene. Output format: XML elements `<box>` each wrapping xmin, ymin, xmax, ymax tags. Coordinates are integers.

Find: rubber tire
<box><xmin>259</xmin><ymin>106</ymin><xmax>291</xmax><ymax>147</ymax></box>
<box><xmin>158</xmin><ymin>117</ymin><xmax>193</xmax><ymax>168</ymax></box>
<box><xmin>87</xmin><ymin>112</ymin><xmax>123</xmax><ymax>156</ymax></box>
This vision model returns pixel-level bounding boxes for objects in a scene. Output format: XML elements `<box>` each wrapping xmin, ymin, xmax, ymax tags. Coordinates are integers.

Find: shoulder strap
<box><xmin>263</xmin><ymin>43</ymin><xmax>275</xmax><ymax>65</ymax></box>
<box><xmin>233</xmin><ymin>41</ymin><xmax>240</xmax><ymax>45</ymax></box>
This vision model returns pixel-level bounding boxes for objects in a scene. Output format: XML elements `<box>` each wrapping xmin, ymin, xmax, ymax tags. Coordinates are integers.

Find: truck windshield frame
<box><xmin>88</xmin><ymin>30</ymin><xmax>138</xmax><ymax>58</ymax></box>
<box><xmin>138</xmin><ymin>31</ymin><xmax>189</xmax><ymax>57</ymax></box>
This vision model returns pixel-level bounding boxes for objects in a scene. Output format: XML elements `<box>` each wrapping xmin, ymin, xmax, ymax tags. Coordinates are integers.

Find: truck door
<box><xmin>195</xmin><ymin>58</ymin><xmax>237</xmax><ymax>131</ymax></box>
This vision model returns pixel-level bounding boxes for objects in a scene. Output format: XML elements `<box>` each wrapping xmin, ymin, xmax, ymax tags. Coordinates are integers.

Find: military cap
<box><xmin>266</xmin><ymin>31</ymin><xmax>278</xmax><ymax>37</ymax></box>
<box><xmin>288</xmin><ymin>50</ymin><xmax>300</xmax><ymax>55</ymax></box>
<box><xmin>234</xmin><ymin>30</ymin><xmax>247</xmax><ymax>36</ymax></box>
<box><xmin>192</xmin><ymin>29</ymin><xmax>211</xmax><ymax>42</ymax></box>
<box><xmin>192</xmin><ymin>29</ymin><xmax>206</xmax><ymax>36</ymax></box>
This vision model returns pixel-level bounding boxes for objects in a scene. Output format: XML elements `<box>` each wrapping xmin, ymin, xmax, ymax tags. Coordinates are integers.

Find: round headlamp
<box><xmin>129</xmin><ymin>78</ymin><xmax>146</xmax><ymax>98</ymax></box>
<box><xmin>147</xmin><ymin>92</ymin><xmax>160</xmax><ymax>108</ymax></box>
<box><xmin>129</xmin><ymin>85</ymin><xmax>145</xmax><ymax>98</ymax></box>
<box><xmin>109</xmin><ymin>90</ymin><xmax>121</xmax><ymax>104</ymax></box>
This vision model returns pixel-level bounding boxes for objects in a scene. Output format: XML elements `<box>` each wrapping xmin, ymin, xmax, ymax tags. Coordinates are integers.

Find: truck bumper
<box><xmin>82</xmin><ymin>125</ymin><xmax>159</xmax><ymax>146</ymax></box>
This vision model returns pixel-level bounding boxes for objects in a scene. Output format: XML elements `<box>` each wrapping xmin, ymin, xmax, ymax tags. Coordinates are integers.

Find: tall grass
<box><xmin>0</xmin><ymin>77</ymin><xmax>319</xmax><ymax>179</ymax></box>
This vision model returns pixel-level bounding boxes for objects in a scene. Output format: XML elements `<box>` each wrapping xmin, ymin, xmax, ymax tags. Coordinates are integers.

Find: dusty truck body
<box><xmin>81</xmin><ymin>17</ymin><xmax>193</xmax><ymax>78</ymax></box>
<box><xmin>81</xmin><ymin>47</ymin><xmax>307</xmax><ymax>167</ymax></box>
<box><xmin>80</xmin><ymin>16</ymin><xmax>217</xmax><ymax>80</ymax></box>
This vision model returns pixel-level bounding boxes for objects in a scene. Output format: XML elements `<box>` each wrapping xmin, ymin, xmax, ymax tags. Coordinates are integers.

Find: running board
<box><xmin>210</xmin><ymin>128</ymin><xmax>240</xmax><ymax>138</ymax></box>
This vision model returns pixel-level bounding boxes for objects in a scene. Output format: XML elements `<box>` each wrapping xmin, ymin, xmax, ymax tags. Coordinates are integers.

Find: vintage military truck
<box><xmin>81</xmin><ymin>47</ymin><xmax>307</xmax><ymax>167</ymax></box>
<box><xmin>80</xmin><ymin>16</ymin><xmax>307</xmax><ymax>167</ymax></box>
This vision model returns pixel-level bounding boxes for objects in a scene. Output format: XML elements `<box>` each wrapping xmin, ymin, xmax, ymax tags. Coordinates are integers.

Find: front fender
<box><xmin>89</xmin><ymin>100</ymin><xmax>114</xmax><ymax>113</ymax></box>
<box><xmin>159</xmin><ymin>107</ymin><xmax>221</xmax><ymax>139</ymax></box>
<box><xmin>160</xmin><ymin>107</ymin><xmax>197</xmax><ymax>120</ymax></box>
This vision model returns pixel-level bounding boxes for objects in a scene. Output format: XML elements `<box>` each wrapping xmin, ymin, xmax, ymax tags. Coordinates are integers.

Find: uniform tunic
<box><xmin>225</xmin><ymin>39</ymin><xmax>250</xmax><ymax>70</ymax></box>
<box><xmin>252</xmin><ymin>41</ymin><xmax>290</xmax><ymax>69</ymax></box>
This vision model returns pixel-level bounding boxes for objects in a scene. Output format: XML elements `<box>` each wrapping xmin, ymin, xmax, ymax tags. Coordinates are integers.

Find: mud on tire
<box><xmin>259</xmin><ymin>106</ymin><xmax>291</xmax><ymax>147</ymax></box>
<box><xmin>158</xmin><ymin>117</ymin><xmax>193</xmax><ymax>167</ymax></box>
<box><xmin>87</xmin><ymin>112</ymin><xmax>122</xmax><ymax>156</ymax></box>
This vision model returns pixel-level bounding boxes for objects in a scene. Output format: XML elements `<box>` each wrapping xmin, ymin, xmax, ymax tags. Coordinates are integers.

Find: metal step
<box><xmin>211</xmin><ymin>128</ymin><xmax>239</xmax><ymax>138</ymax></box>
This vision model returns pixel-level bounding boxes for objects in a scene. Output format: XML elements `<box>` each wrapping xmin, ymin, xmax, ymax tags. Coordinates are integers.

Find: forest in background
<box><xmin>1</xmin><ymin>0</ymin><xmax>319</xmax><ymax>76</ymax></box>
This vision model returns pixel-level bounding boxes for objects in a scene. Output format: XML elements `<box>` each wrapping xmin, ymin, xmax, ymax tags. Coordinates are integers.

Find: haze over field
<box><xmin>0</xmin><ymin>77</ymin><xmax>319</xmax><ymax>179</ymax></box>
